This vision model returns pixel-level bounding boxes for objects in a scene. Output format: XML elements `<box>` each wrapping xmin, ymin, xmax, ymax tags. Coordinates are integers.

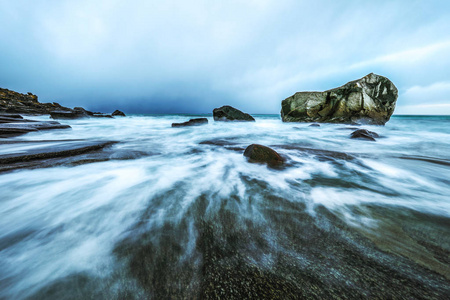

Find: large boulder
<box><xmin>213</xmin><ymin>105</ymin><xmax>255</xmax><ymax>121</ymax></box>
<box><xmin>243</xmin><ymin>144</ymin><xmax>284</xmax><ymax>166</ymax></box>
<box><xmin>281</xmin><ymin>73</ymin><xmax>398</xmax><ymax>125</ymax></box>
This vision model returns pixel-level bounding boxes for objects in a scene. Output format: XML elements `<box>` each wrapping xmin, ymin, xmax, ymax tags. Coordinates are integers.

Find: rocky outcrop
<box><xmin>50</xmin><ymin>107</ymin><xmax>113</xmax><ymax>119</ymax></box>
<box><xmin>112</xmin><ymin>110</ymin><xmax>126</xmax><ymax>117</ymax></box>
<box><xmin>172</xmin><ymin>118</ymin><xmax>208</xmax><ymax>127</ymax></box>
<box><xmin>244</xmin><ymin>144</ymin><xmax>284</xmax><ymax>165</ymax></box>
<box><xmin>281</xmin><ymin>73</ymin><xmax>398</xmax><ymax>125</ymax></box>
<box><xmin>350</xmin><ymin>129</ymin><xmax>379</xmax><ymax>141</ymax></box>
<box><xmin>0</xmin><ymin>88</ymin><xmax>72</xmax><ymax>115</ymax></box>
<box><xmin>213</xmin><ymin>105</ymin><xmax>255</xmax><ymax>122</ymax></box>
<box><xmin>1</xmin><ymin>88</ymin><xmax>113</xmax><ymax>119</ymax></box>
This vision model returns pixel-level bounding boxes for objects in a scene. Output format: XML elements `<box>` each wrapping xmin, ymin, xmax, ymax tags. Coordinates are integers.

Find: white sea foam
<box><xmin>0</xmin><ymin>114</ymin><xmax>449</xmax><ymax>298</ymax></box>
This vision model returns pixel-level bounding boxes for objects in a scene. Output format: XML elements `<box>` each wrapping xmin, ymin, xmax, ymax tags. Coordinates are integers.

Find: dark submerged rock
<box><xmin>281</xmin><ymin>73</ymin><xmax>398</xmax><ymax>125</ymax></box>
<box><xmin>112</xmin><ymin>110</ymin><xmax>126</xmax><ymax>117</ymax></box>
<box><xmin>309</xmin><ymin>123</ymin><xmax>320</xmax><ymax>127</ymax></box>
<box><xmin>199</xmin><ymin>139</ymin><xmax>245</xmax><ymax>151</ymax></box>
<box><xmin>275</xmin><ymin>145</ymin><xmax>355</xmax><ymax>161</ymax></box>
<box><xmin>350</xmin><ymin>129</ymin><xmax>379</xmax><ymax>141</ymax></box>
<box><xmin>172</xmin><ymin>118</ymin><xmax>208</xmax><ymax>127</ymax></box>
<box><xmin>213</xmin><ymin>105</ymin><xmax>255</xmax><ymax>122</ymax></box>
<box><xmin>244</xmin><ymin>144</ymin><xmax>284</xmax><ymax>166</ymax></box>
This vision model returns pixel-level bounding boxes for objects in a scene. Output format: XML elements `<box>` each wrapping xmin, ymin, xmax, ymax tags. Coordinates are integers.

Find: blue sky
<box><xmin>1</xmin><ymin>0</ymin><xmax>449</xmax><ymax>114</ymax></box>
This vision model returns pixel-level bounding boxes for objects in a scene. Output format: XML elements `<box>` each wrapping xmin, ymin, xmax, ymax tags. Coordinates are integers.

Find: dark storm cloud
<box><xmin>1</xmin><ymin>0</ymin><xmax>450</xmax><ymax>114</ymax></box>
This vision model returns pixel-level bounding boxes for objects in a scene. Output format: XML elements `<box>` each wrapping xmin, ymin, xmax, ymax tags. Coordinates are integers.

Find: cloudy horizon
<box><xmin>1</xmin><ymin>0</ymin><xmax>449</xmax><ymax>114</ymax></box>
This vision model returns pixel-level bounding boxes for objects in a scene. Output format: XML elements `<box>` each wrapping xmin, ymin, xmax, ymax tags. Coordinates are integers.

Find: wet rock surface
<box><xmin>0</xmin><ymin>115</ymin><xmax>71</xmax><ymax>138</ymax></box>
<box><xmin>109</xmin><ymin>187</ymin><xmax>450</xmax><ymax>300</ymax></box>
<box><xmin>213</xmin><ymin>105</ymin><xmax>255</xmax><ymax>121</ymax></box>
<box><xmin>275</xmin><ymin>145</ymin><xmax>356</xmax><ymax>161</ymax></box>
<box><xmin>350</xmin><ymin>129</ymin><xmax>380</xmax><ymax>141</ymax></box>
<box><xmin>199</xmin><ymin>139</ymin><xmax>245</xmax><ymax>151</ymax></box>
<box><xmin>0</xmin><ymin>140</ymin><xmax>118</xmax><ymax>172</ymax></box>
<box><xmin>281</xmin><ymin>73</ymin><xmax>398</xmax><ymax>125</ymax></box>
<box><xmin>172</xmin><ymin>118</ymin><xmax>208</xmax><ymax>127</ymax></box>
<box><xmin>244</xmin><ymin>144</ymin><xmax>284</xmax><ymax>166</ymax></box>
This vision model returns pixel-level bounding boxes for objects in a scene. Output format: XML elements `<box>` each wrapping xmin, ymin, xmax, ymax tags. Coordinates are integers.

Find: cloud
<box><xmin>1</xmin><ymin>0</ymin><xmax>450</xmax><ymax>114</ymax></box>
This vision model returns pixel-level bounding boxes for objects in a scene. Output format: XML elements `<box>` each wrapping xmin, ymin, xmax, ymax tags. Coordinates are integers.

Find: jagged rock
<box><xmin>281</xmin><ymin>73</ymin><xmax>398</xmax><ymax>125</ymax></box>
<box><xmin>1</xmin><ymin>87</ymin><xmax>113</xmax><ymax>118</ymax></box>
<box><xmin>213</xmin><ymin>105</ymin><xmax>255</xmax><ymax>122</ymax></box>
<box><xmin>244</xmin><ymin>144</ymin><xmax>284</xmax><ymax>165</ymax></box>
<box><xmin>0</xmin><ymin>88</ymin><xmax>69</xmax><ymax>115</ymax></box>
<box><xmin>172</xmin><ymin>118</ymin><xmax>208</xmax><ymax>127</ymax></box>
<box><xmin>112</xmin><ymin>110</ymin><xmax>126</xmax><ymax>117</ymax></box>
<box><xmin>350</xmin><ymin>129</ymin><xmax>379</xmax><ymax>141</ymax></box>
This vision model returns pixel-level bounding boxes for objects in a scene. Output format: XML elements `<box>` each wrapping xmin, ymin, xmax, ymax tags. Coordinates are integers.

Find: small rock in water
<box><xmin>244</xmin><ymin>144</ymin><xmax>284</xmax><ymax>166</ymax></box>
<box><xmin>172</xmin><ymin>118</ymin><xmax>208</xmax><ymax>127</ymax></box>
<box><xmin>350</xmin><ymin>129</ymin><xmax>379</xmax><ymax>141</ymax></box>
<box><xmin>309</xmin><ymin>123</ymin><xmax>320</xmax><ymax>127</ymax></box>
<box><xmin>213</xmin><ymin>105</ymin><xmax>255</xmax><ymax>121</ymax></box>
<box><xmin>112</xmin><ymin>110</ymin><xmax>126</xmax><ymax>117</ymax></box>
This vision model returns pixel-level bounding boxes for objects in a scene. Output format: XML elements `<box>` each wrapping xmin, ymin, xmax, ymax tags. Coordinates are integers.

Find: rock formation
<box><xmin>0</xmin><ymin>88</ymin><xmax>72</xmax><ymax>115</ymax></box>
<box><xmin>1</xmin><ymin>88</ymin><xmax>112</xmax><ymax>119</ymax></box>
<box><xmin>172</xmin><ymin>118</ymin><xmax>208</xmax><ymax>127</ymax></box>
<box><xmin>281</xmin><ymin>73</ymin><xmax>398</xmax><ymax>125</ymax></box>
<box><xmin>112</xmin><ymin>110</ymin><xmax>126</xmax><ymax>117</ymax></box>
<box><xmin>213</xmin><ymin>105</ymin><xmax>255</xmax><ymax>121</ymax></box>
<box><xmin>243</xmin><ymin>144</ymin><xmax>284</xmax><ymax>165</ymax></box>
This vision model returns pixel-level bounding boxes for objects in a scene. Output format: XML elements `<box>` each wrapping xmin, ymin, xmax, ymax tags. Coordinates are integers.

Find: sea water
<box><xmin>0</xmin><ymin>115</ymin><xmax>449</xmax><ymax>298</ymax></box>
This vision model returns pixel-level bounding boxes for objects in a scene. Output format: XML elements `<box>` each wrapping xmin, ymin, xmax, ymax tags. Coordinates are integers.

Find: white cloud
<box><xmin>1</xmin><ymin>0</ymin><xmax>450</xmax><ymax>114</ymax></box>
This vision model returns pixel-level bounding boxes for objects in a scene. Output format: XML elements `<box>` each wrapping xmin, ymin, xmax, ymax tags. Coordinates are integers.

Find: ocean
<box><xmin>0</xmin><ymin>114</ymin><xmax>449</xmax><ymax>299</ymax></box>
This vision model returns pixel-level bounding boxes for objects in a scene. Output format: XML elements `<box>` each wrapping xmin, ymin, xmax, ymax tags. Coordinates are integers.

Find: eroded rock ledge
<box><xmin>0</xmin><ymin>88</ymin><xmax>123</xmax><ymax>119</ymax></box>
<box><xmin>281</xmin><ymin>73</ymin><xmax>398</xmax><ymax>125</ymax></box>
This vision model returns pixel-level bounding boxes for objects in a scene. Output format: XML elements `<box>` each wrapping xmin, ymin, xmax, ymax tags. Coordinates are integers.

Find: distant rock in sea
<box><xmin>281</xmin><ymin>73</ymin><xmax>398</xmax><ymax>125</ymax></box>
<box><xmin>112</xmin><ymin>110</ymin><xmax>126</xmax><ymax>117</ymax></box>
<box><xmin>172</xmin><ymin>118</ymin><xmax>208</xmax><ymax>127</ymax></box>
<box><xmin>213</xmin><ymin>105</ymin><xmax>255</xmax><ymax>121</ymax></box>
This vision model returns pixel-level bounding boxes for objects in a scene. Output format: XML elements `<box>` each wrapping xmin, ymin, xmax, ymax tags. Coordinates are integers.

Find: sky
<box><xmin>1</xmin><ymin>0</ymin><xmax>449</xmax><ymax>114</ymax></box>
